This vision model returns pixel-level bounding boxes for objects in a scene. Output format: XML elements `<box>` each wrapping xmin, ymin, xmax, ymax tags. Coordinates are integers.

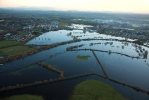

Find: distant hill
<box><xmin>0</xmin><ymin>7</ymin><xmax>148</xmax><ymax>20</ymax></box>
<box><xmin>0</xmin><ymin>6</ymin><xmax>56</xmax><ymax>11</ymax></box>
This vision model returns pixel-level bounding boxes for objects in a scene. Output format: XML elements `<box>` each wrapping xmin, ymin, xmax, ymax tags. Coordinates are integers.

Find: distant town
<box><xmin>0</xmin><ymin>9</ymin><xmax>149</xmax><ymax>42</ymax></box>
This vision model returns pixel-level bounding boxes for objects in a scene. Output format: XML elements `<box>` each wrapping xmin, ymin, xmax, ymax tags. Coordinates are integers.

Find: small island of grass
<box><xmin>69</xmin><ymin>80</ymin><xmax>127</xmax><ymax>100</ymax></box>
<box><xmin>76</xmin><ymin>55</ymin><xmax>91</xmax><ymax>60</ymax></box>
<box><xmin>0</xmin><ymin>94</ymin><xmax>44</xmax><ymax>100</ymax></box>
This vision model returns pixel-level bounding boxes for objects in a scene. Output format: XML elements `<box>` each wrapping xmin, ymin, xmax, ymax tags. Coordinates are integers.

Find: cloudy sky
<box><xmin>0</xmin><ymin>0</ymin><xmax>149</xmax><ymax>13</ymax></box>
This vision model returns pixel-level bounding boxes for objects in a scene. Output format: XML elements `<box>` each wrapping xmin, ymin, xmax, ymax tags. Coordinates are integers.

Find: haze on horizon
<box><xmin>0</xmin><ymin>0</ymin><xmax>149</xmax><ymax>14</ymax></box>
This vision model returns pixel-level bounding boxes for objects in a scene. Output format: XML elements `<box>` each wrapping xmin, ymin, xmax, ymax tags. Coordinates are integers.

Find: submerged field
<box><xmin>0</xmin><ymin>29</ymin><xmax>149</xmax><ymax>100</ymax></box>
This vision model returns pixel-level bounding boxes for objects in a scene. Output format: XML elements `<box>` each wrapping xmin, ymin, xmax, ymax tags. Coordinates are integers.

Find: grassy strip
<box><xmin>0</xmin><ymin>45</ymin><xmax>34</xmax><ymax>57</ymax></box>
<box><xmin>0</xmin><ymin>94</ymin><xmax>44</xmax><ymax>100</ymax></box>
<box><xmin>76</xmin><ymin>55</ymin><xmax>90</xmax><ymax>60</ymax></box>
<box><xmin>0</xmin><ymin>40</ymin><xmax>21</xmax><ymax>48</ymax></box>
<box><xmin>69</xmin><ymin>80</ymin><xmax>127</xmax><ymax>100</ymax></box>
<box><xmin>37</xmin><ymin>62</ymin><xmax>63</xmax><ymax>75</ymax></box>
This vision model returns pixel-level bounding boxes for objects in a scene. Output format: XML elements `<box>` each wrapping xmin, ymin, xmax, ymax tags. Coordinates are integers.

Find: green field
<box><xmin>20</xmin><ymin>31</ymin><xmax>29</xmax><ymax>36</ymax></box>
<box><xmin>59</xmin><ymin>22</ymin><xmax>70</xmax><ymax>29</ymax></box>
<box><xmin>69</xmin><ymin>80</ymin><xmax>127</xmax><ymax>100</ymax></box>
<box><xmin>0</xmin><ymin>94</ymin><xmax>44</xmax><ymax>100</ymax></box>
<box><xmin>76</xmin><ymin>55</ymin><xmax>91</xmax><ymax>60</ymax></box>
<box><xmin>0</xmin><ymin>40</ymin><xmax>21</xmax><ymax>48</ymax></box>
<box><xmin>0</xmin><ymin>45</ymin><xmax>34</xmax><ymax>57</ymax></box>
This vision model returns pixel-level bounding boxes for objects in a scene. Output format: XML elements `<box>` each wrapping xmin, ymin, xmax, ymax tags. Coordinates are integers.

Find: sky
<box><xmin>0</xmin><ymin>0</ymin><xmax>149</xmax><ymax>13</ymax></box>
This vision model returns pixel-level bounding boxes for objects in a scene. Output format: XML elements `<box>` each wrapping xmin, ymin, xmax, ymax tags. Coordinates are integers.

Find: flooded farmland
<box><xmin>0</xmin><ymin>29</ymin><xmax>149</xmax><ymax>100</ymax></box>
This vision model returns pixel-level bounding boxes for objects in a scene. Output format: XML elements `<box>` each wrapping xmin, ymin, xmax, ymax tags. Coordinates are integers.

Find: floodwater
<box><xmin>0</xmin><ymin>29</ymin><xmax>149</xmax><ymax>100</ymax></box>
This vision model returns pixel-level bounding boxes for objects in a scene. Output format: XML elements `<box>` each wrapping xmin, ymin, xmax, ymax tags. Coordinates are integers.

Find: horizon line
<box><xmin>0</xmin><ymin>7</ymin><xmax>149</xmax><ymax>15</ymax></box>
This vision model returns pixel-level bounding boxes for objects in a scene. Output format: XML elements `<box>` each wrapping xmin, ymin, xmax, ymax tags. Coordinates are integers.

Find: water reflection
<box><xmin>26</xmin><ymin>30</ymin><xmax>135</xmax><ymax>45</ymax></box>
